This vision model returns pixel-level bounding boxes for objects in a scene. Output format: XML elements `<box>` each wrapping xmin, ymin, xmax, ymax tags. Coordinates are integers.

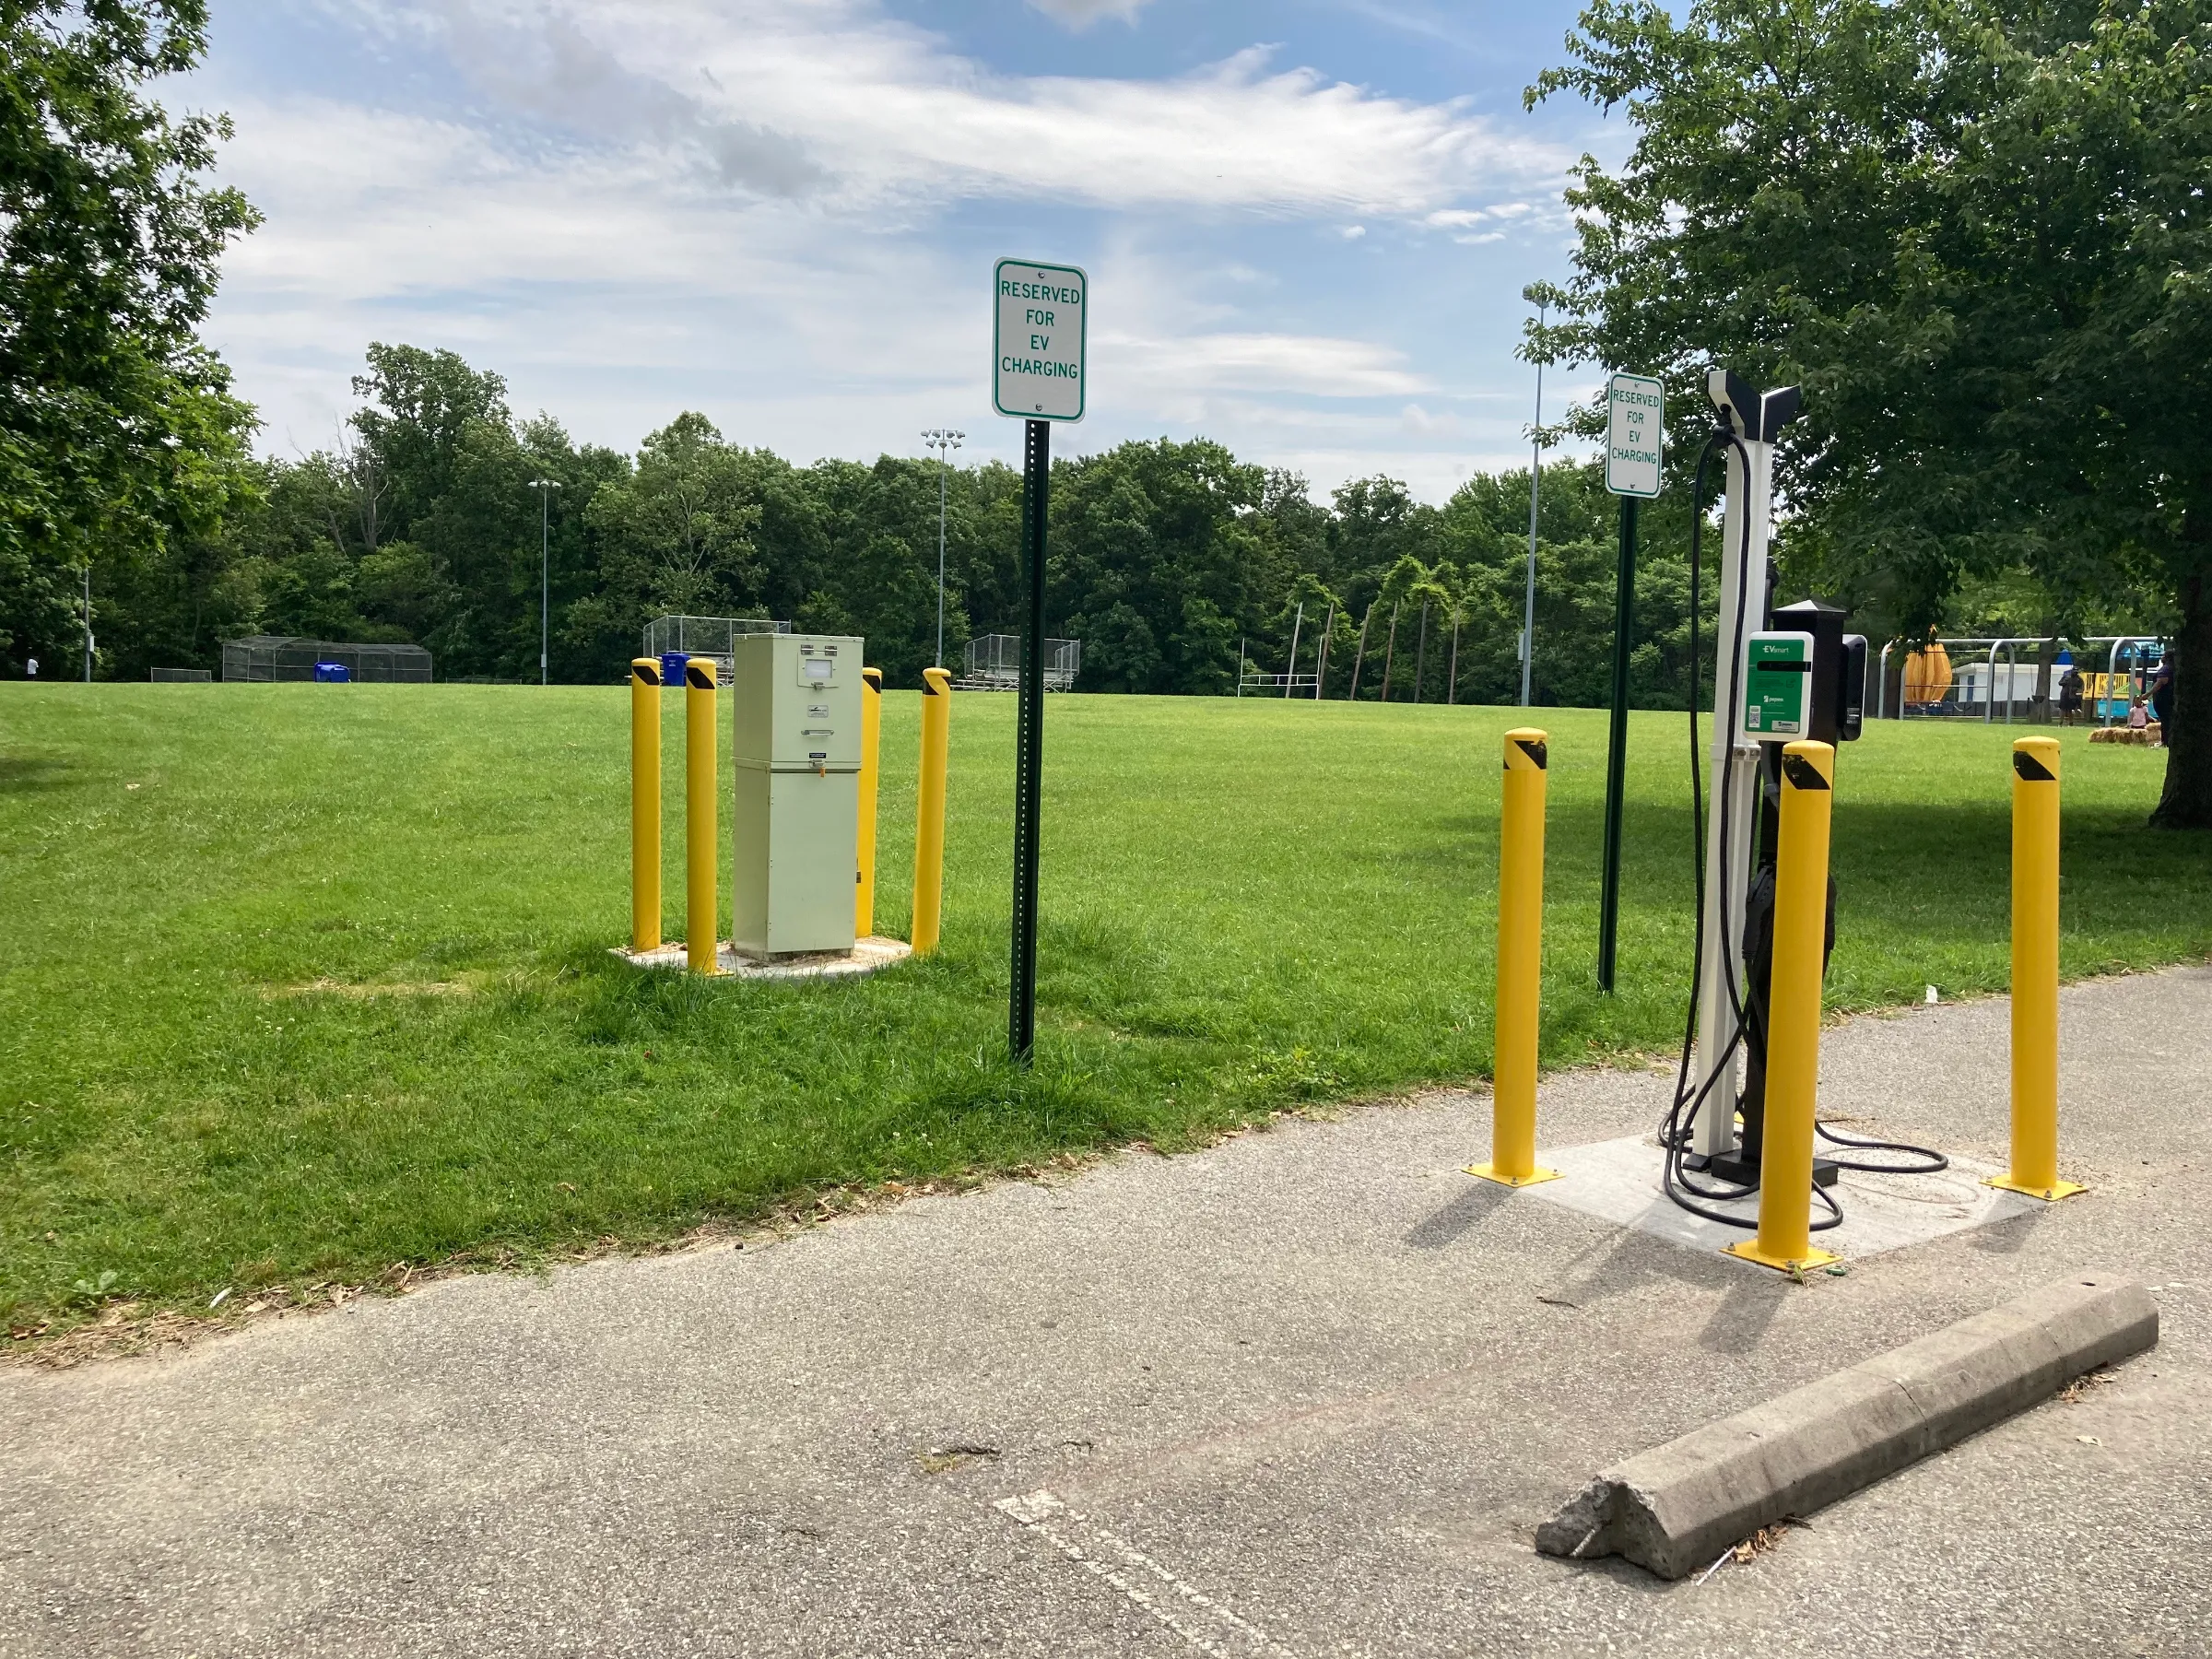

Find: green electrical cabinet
<box><xmin>731</xmin><ymin>634</ymin><xmax>865</xmax><ymax>958</ymax></box>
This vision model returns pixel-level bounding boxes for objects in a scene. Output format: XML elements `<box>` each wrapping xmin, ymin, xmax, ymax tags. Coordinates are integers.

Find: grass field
<box><xmin>4</xmin><ymin>685</ymin><xmax>2207</xmax><ymax>1331</ymax></box>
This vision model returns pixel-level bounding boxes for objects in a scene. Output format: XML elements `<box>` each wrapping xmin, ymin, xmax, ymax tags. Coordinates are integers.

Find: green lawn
<box><xmin>3</xmin><ymin>685</ymin><xmax>2206</xmax><ymax>1329</ymax></box>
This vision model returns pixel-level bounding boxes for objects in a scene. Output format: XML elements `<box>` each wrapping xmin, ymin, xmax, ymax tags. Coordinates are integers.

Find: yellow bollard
<box><xmin>1469</xmin><ymin>728</ymin><xmax>1559</xmax><ymax>1186</ymax></box>
<box><xmin>685</xmin><ymin>655</ymin><xmax>719</xmax><ymax>973</ymax></box>
<box><xmin>1726</xmin><ymin>741</ymin><xmax>1841</xmax><ymax>1271</ymax></box>
<box><xmin>629</xmin><ymin>658</ymin><xmax>662</xmax><ymax>952</ymax></box>
<box><xmin>1988</xmin><ymin>736</ymin><xmax>2084</xmax><ymax>1200</ymax></box>
<box><xmin>856</xmin><ymin>666</ymin><xmax>883</xmax><ymax>939</ymax></box>
<box><xmin>912</xmin><ymin>666</ymin><xmax>951</xmax><ymax>956</ymax></box>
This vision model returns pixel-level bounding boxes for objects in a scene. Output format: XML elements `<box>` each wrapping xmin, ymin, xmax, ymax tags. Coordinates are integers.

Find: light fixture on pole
<box><xmin>528</xmin><ymin>478</ymin><xmax>560</xmax><ymax>686</ymax></box>
<box><xmin>1520</xmin><ymin>285</ymin><xmax>1548</xmax><ymax>708</ymax></box>
<box><xmin>920</xmin><ymin>429</ymin><xmax>964</xmax><ymax>669</ymax></box>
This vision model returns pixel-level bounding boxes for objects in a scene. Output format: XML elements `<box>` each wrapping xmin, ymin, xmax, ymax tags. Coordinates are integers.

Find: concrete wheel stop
<box><xmin>1535</xmin><ymin>1273</ymin><xmax>2159</xmax><ymax>1579</ymax></box>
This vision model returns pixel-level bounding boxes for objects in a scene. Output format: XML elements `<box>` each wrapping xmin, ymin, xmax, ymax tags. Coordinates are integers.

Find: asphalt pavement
<box><xmin>4</xmin><ymin>967</ymin><xmax>2208</xmax><ymax>1658</ymax></box>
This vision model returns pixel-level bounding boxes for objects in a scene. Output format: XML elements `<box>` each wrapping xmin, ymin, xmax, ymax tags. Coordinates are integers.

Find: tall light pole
<box><xmin>528</xmin><ymin>478</ymin><xmax>560</xmax><ymax>685</ymax></box>
<box><xmin>921</xmin><ymin>429</ymin><xmax>964</xmax><ymax>669</ymax></box>
<box><xmin>82</xmin><ymin>562</ymin><xmax>92</xmax><ymax>682</ymax></box>
<box><xmin>1520</xmin><ymin>286</ymin><xmax>1547</xmax><ymax>708</ymax></box>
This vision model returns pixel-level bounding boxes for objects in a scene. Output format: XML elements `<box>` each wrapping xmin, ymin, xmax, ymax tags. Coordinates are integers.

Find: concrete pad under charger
<box><xmin>1524</xmin><ymin>1132</ymin><xmax>2041</xmax><ymax>1264</ymax></box>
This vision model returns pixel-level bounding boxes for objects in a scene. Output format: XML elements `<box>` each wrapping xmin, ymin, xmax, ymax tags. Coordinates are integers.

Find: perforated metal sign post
<box><xmin>1597</xmin><ymin>373</ymin><xmax>1665</xmax><ymax>993</ymax></box>
<box><xmin>995</xmin><ymin>257</ymin><xmax>1088</xmax><ymax>1064</ymax></box>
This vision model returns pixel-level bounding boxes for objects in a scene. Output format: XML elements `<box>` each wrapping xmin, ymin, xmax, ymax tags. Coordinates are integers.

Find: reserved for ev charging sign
<box><xmin>1605</xmin><ymin>372</ymin><xmax>1664</xmax><ymax>498</ymax></box>
<box><xmin>994</xmin><ymin>258</ymin><xmax>1087</xmax><ymax>421</ymax></box>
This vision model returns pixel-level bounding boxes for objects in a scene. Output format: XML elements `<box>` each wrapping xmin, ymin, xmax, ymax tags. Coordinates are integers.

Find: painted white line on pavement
<box><xmin>994</xmin><ymin>1488</ymin><xmax>1296</xmax><ymax>1657</ymax></box>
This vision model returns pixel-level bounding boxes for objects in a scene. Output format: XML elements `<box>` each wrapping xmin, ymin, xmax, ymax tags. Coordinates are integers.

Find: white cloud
<box><xmin>348</xmin><ymin>1</ymin><xmax>1567</xmax><ymax>217</ymax></box>
<box><xmin>185</xmin><ymin>0</ymin><xmax>1596</xmax><ymax>498</ymax></box>
<box><xmin>1024</xmin><ymin>0</ymin><xmax>1155</xmax><ymax>25</ymax></box>
<box><xmin>1111</xmin><ymin>332</ymin><xmax>1430</xmax><ymax>399</ymax></box>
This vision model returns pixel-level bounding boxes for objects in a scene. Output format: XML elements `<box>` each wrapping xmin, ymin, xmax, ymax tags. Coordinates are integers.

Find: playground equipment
<box><xmin>731</xmin><ymin>634</ymin><xmax>864</xmax><ymax>959</ymax></box>
<box><xmin>1876</xmin><ymin>634</ymin><xmax>2163</xmax><ymax>722</ymax></box>
<box><xmin>1990</xmin><ymin>737</ymin><xmax>2085</xmax><ymax>1202</ymax></box>
<box><xmin>1468</xmin><ymin>728</ymin><xmax>1558</xmax><ymax>1188</ymax></box>
<box><xmin>912</xmin><ymin>668</ymin><xmax>952</xmax><ymax>955</ymax></box>
<box><xmin>686</xmin><ymin>657</ymin><xmax>720</xmax><ymax>973</ymax></box>
<box><xmin>630</xmin><ymin>659</ymin><xmax>662</xmax><ymax>951</ymax></box>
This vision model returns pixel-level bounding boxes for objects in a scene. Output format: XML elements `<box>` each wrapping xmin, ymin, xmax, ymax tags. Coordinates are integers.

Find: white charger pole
<box><xmin>1688</xmin><ymin>369</ymin><xmax>1799</xmax><ymax>1160</ymax></box>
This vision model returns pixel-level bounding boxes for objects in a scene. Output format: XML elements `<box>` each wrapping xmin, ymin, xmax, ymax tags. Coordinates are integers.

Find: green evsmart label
<box><xmin>1743</xmin><ymin>632</ymin><xmax>1814</xmax><ymax>740</ymax></box>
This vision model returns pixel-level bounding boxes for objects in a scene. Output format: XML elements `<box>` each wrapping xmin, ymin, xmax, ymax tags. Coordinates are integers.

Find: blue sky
<box><xmin>185</xmin><ymin>0</ymin><xmax>1623</xmax><ymax>500</ymax></box>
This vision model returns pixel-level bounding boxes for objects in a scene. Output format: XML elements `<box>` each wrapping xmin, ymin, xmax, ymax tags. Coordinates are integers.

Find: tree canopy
<box><xmin>21</xmin><ymin>337</ymin><xmax>1746</xmax><ymax>706</ymax></box>
<box><xmin>1531</xmin><ymin>0</ymin><xmax>2212</xmax><ymax>822</ymax></box>
<box><xmin>0</xmin><ymin>0</ymin><xmax>259</xmax><ymax>671</ymax></box>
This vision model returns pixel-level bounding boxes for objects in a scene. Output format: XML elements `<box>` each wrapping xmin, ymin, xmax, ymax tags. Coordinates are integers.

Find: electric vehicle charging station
<box><xmin>1686</xmin><ymin>369</ymin><xmax>1804</xmax><ymax>1168</ymax></box>
<box><xmin>1676</xmin><ymin>371</ymin><xmax>1898</xmax><ymax>1206</ymax></box>
<box><xmin>730</xmin><ymin>633</ymin><xmax>865</xmax><ymax>959</ymax></box>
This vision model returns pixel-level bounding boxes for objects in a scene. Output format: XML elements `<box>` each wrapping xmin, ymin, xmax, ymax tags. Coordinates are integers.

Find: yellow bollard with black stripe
<box><xmin>1725</xmin><ymin>741</ymin><xmax>1841</xmax><ymax>1271</ymax></box>
<box><xmin>685</xmin><ymin>655</ymin><xmax>720</xmax><ymax>973</ymax></box>
<box><xmin>629</xmin><ymin>658</ymin><xmax>662</xmax><ymax>951</ymax></box>
<box><xmin>856</xmin><ymin>666</ymin><xmax>883</xmax><ymax>938</ymax></box>
<box><xmin>1469</xmin><ymin>728</ymin><xmax>1559</xmax><ymax>1187</ymax></box>
<box><xmin>1988</xmin><ymin>736</ymin><xmax>2084</xmax><ymax>1201</ymax></box>
<box><xmin>912</xmin><ymin>666</ymin><xmax>951</xmax><ymax>956</ymax></box>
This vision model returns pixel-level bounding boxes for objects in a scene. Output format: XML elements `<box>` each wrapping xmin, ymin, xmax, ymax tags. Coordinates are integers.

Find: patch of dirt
<box><xmin>1733</xmin><ymin>1522</ymin><xmax>1790</xmax><ymax>1562</ymax></box>
<box><xmin>2060</xmin><ymin>1369</ymin><xmax>2123</xmax><ymax>1403</ymax></box>
<box><xmin>264</xmin><ymin>978</ymin><xmax>477</xmax><ymax>1000</ymax></box>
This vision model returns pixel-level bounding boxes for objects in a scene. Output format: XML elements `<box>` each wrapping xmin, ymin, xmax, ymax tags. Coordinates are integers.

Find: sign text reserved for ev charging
<box><xmin>1605</xmin><ymin>372</ymin><xmax>1664</xmax><ymax>498</ymax></box>
<box><xmin>994</xmin><ymin>258</ymin><xmax>1087</xmax><ymax>421</ymax></box>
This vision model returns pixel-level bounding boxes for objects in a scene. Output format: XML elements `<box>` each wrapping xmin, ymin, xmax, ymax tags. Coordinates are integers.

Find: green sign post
<box><xmin>1598</xmin><ymin>372</ymin><xmax>1665</xmax><ymax>993</ymax></box>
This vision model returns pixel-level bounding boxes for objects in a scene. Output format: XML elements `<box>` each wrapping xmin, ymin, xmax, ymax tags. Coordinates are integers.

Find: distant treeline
<box><xmin>30</xmin><ymin>342</ymin><xmax>1737</xmax><ymax>704</ymax></box>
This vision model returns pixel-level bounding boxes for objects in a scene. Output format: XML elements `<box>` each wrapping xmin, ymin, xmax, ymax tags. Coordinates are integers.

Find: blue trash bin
<box><xmin>659</xmin><ymin>651</ymin><xmax>689</xmax><ymax>688</ymax></box>
<box><xmin>313</xmin><ymin>662</ymin><xmax>351</xmax><ymax>683</ymax></box>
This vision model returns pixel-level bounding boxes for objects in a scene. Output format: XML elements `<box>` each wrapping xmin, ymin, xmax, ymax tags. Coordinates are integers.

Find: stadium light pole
<box><xmin>1520</xmin><ymin>286</ymin><xmax>1548</xmax><ymax>708</ymax></box>
<box><xmin>922</xmin><ymin>429</ymin><xmax>963</xmax><ymax>669</ymax></box>
<box><xmin>528</xmin><ymin>478</ymin><xmax>560</xmax><ymax>685</ymax></box>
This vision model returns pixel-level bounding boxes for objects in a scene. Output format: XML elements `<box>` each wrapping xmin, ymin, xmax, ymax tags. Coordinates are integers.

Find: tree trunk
<box><xmin>2032</xmin><ymin>630</ymin><xmax>2057</xmax><ymax>725</ymax></box>
<box><xmin>1381</xmin><ymin>602</ymin><xmax>1400</xmax><ymax>701</ymax></box>
<box><xmin>2151</xmin><ymin>572</ymin><xmax>2212</xmax><ymax>828</ymax></box>
<box><xmin>1348</xmin><ymin>604</ymin><xmax>1372</xmax><ymax>700</ymax></box>
<box><xmin>1413</xmin><ymin>602</ymin><xmax>1429</xmax><ymax>704</ymax></box>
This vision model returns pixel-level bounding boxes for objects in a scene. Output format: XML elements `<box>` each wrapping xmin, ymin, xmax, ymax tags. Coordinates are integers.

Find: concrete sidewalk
<box><xmin>5</xmin><ymin>969</ymin><xmax>2209</xmax><ymax>1658</ymax></box>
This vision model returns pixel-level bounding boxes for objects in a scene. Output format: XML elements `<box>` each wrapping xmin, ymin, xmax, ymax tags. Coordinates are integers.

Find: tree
<box><xmin>586</xmin><ymin>413</ymin><xmax>768</xmax><ymax>632</ymax></box>
<box><xmin>1049</xmin><ymin>439</ymin><xmax>1277</xmax><ymax>695</ymax></box>
<box><xmin>1531</xmin><ymin>0</ymin><xmax>2212</xmax><ymax>824</ymax></box>
<box><xmin>1</xmin><ymin>0</ymin><xmax>259</xmax><ymax>675</ymax></box>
